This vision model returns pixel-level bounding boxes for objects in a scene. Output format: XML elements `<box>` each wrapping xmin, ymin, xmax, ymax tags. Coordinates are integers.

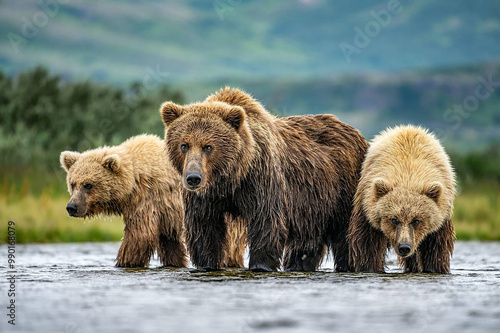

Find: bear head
<box><xmin>60</xmin><ymin>149</ymin><xmax>134</xmax><ymax>218</ymax></box>
<box><xmin>160</xmin><ymin>100</ymin><xmax>252</xmax><ymax>192</ymax></box>
<box><xmin>368</xmin><ymin>178</ymin><xmax>445</xmax><ymax>258</ymax></box>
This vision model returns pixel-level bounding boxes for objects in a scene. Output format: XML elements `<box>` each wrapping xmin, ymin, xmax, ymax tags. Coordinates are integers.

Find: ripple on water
<box><xmin>0</xmin><ymin>241</ymin><xmax>499</xmax><ymax>333</ymax></box>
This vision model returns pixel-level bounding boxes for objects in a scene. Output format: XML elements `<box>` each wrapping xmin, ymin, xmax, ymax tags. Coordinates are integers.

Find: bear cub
<box><xmin>60</xmin><ymin>134</ymin><xmax>187</xmax><ymax>268</ymax></box>
<box><xmin>348</xmin><ymin>125</ymin><xmax>456</xmax><ymax>273</ymax></box>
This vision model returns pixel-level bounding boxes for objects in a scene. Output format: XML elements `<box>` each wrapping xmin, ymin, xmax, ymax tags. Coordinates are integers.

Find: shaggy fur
<box><xmin>161</xmin><ymin>87</ymin><xmax>368</xmax><ymax>272</ymax></box>
<box><xmin>348</xmin><ymin>125</ymin><xmax>456</xmax><ymax>273</ymax></box>
<box><xmin>60</xmin><ymin>134</ymin><xmax>187</xmax><ymax>268</ymax></box>
<box><xmin>222</xmin><ymin>216</ymin><xmax>247</xmax><ymax>268</ymax></box>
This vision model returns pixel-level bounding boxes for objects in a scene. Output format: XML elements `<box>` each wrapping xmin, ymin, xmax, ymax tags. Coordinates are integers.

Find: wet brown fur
<box><xmin>348</xmin><ymin>125</ymin><xmax>456</xmax><ymax>273</ymax></box>
<box><xmin>222</xmin><ymin>216</ymin><xmax>247</xmax><ymax>268</ymax></box>
<box><xmin>161</xmin><ymin>87</ymin><xmax>368</xmax><ymax>272</ymax></box>
<box><xmin>60</xmin><ymin>135</ymin><xmax>187</xmax><ymax>268</ymax></box>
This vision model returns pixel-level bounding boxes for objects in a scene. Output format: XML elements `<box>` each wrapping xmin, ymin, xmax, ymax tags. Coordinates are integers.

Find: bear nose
<box><xmin>66</xmin><ymin>203</ymin><xmax>78</xmax><ymax>216</ymax></box>
<box><xmin>398</xmin><ymin>243</ymin><xmax>411</xmax><ymax>256</ymax></box>
<box><xmin>186</xmin><ymin>174</ymin><xmax>202</xmax><ymax>187</ymax></box>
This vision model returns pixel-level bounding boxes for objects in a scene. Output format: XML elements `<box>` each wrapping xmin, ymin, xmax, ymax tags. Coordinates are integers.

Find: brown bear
<box><xmin>160</xmin><ymin>87</ymin><xmax>368</xmax><ymax>272</ymax></box>
<box><xmin>348</xmin><ymin>125</ymin><xmax>456</xmax><ymax>273</ymax></box>
<box><xmin>60</xmin><ymin>134</ymin><xmax>188</xmax><ymax>268</ymax></box>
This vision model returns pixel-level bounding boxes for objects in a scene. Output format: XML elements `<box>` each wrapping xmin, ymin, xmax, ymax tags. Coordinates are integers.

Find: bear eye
<box><xmin>180</xmin><ymin>143</ymin><xmax>189</xmax><ymax>153</ymax></box>
<box><xmin>71</xmin><ymin>183</ymin><xmax>76</xmax><ymax>190</ymax></box>
<box><xmin>391</xmin><ymin>218</ymin><xmax>400</xmax><ymax>226</ymax></box>
<box><xmin>83</xmin><ymin>183</ymin><xmax>93</xmax><ymax>190</ymax></box>
<box><xmin>411</xmin><ymin>219</ymin><xmax>420</xmax><ymax>227</ymax></box>
<box><xmin>203</xmin><ymin>145</ymin><xmax>213</xmax><ymax>153</ymax></box>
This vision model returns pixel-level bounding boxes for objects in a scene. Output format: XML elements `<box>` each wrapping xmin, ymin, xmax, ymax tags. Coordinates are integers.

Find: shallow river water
<box><xmin>0</xmin><ymin>241</ymin><xmax>499</xmax><ymax>333</ymax></box>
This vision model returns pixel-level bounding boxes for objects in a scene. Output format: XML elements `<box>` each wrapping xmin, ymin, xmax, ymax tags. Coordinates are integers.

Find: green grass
<box><xmin>453</xmin><ymin>183</ymin><xmax>500</xmax><ymax>241</ymax></box>
<box><xmin>0</xmin><ymin>194</ymin><xmax>123</xmax><ymax>243</ymax></box>
<box><xmin>0</xmin><ymin>172</ymin><xmax>125</xmax><ymax>243</ymax></box>
<box><xmin>1</xmin><ymin>181</ymin><xmax>499</xmax><ymax>243</ymax></box>
<box><xmin>0</xmin><ymin>168</ymin><xmax>123</xmax><ymax>243</ymax></box>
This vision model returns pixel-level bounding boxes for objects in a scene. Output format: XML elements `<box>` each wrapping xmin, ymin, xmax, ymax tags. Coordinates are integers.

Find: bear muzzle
<box><xmin>185</xmin><ymin>173</ymin><xmax>203</xmax><ymax>190</ymax></box>
<box><xmin>66</xmin><ymin>203</ymin><xmax>79</xmax><ymax>217</ymax></box>
<box><xmin>183</xmin><ymin>156</ymin><xmax>206</xmax><ymax>191</ymax></box>
<box><xmin>397</xmin><ymin>243</ymin><xmax>412</xmax><ymax>257</ymax></box>
<box><xmin>66</xmin><ymin>200</ymin><xmax>87</xmax><ymax>218</ymax></box>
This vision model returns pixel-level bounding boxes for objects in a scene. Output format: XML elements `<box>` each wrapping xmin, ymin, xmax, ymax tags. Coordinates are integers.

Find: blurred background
<box><xmin>1</xmin><ymin>0</ymin><xmax>499</xmax><ymax>243</ymax></box>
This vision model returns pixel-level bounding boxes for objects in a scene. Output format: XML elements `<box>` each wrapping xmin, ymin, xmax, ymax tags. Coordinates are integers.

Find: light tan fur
<box><xmin>348</xmin><ymin>125</ymin><xmax>456</xmax><ymax>273</ymax></box>
<box><xmin>222</xmin><ymin>216</ymin><xmax>247</xmax><ymax>268</ymax></box>
<box><xmin>60</xmin><ymin>134</ymin><xmax>187</xmax><ymax>268</ymax></box>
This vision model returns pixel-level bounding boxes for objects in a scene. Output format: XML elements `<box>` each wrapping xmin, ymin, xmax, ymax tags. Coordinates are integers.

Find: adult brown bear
<box><xmin>161</xmin><ymin>88</ymin><xmax>368</xmax><ymax>272</ymax></box>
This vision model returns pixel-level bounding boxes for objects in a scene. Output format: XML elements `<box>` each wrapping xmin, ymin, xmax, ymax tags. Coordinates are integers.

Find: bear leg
<box><xmin>400</xmin><ymin>254</ymin><xmax>419</xmax><ymax>273</ymax></box>
<box><xmin>347</xmin><ymin>205</ymin><xmax>387</xmax><ymax>273</ymax></box>
<box><xmin>283</xmin><ymin>243</ymin><xmax>326</xmax><ymax>272</ymax></box>
<box><xmin>116</xmin><ymin>230</ymin><xmax>156</xmax><ymax>268</ymax></box>
<box><xmin>185</xmin><ymin>201</ymin><xmax>227</xmax><ymax>271</ymax></box>
<box><xmin>158</xmin><ymin>232</ymin><xmax>188</xmax><ymax>268</ymax></box>
<box><xmin>248</xmin><ymin>217</ymin><xmax>285</xmax><ymax>272</ymax></box>
<box><xmin>331</xmin><ymin>225</ymin><xmax>351</xmax><ymax>272</ymax></box>
<box><xmin>221</xmin><ymin>216</ymin><xmax>247</xmax><ymax>268</ymax></box>
<box><xmin>157</xmin><ymin>206</ymin><xmax>188</xmax><ymax>268</ymax></box>
<box><xmin>416</xmin><ymin>218</ymin><xmax>455</xmax><ymax>274</ymax></box>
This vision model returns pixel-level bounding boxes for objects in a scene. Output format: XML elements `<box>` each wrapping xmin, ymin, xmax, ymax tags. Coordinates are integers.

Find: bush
<box><xmin>0</xmin><ymin>66</ymin><xmax>184</xmax><ymax>172</ymax></box>
<box><xmin>450</xmin><ymin>143</ymin><xmax>500</xmax><ymax>185</ymax></box>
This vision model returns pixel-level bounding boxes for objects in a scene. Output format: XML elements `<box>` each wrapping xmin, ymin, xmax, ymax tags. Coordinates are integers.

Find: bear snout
<box><xmin>397</xmin><ymin>243</ymin><xmax>412</xmax><ymax>257</ymax></box>
<box><xmin>66</xmin><ymin>203</ymin><xmax>79</xmax><ymax>217</ymax></box>
<box><xmin>185</xmin><ymin>173</ymin><xmax>202</xmax><ymax>189</ymax></box>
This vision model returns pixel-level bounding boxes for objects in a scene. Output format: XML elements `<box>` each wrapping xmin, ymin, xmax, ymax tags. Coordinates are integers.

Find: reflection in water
<box><xmin>0</xmin><ymin>241</ymin><xmax>499</xmax><ymax>333</ymax></box>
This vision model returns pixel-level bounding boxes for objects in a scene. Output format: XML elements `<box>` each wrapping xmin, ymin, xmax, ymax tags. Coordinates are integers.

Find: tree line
<box><xmin>0</xmin><ymin>66</ymin><xmax>184</xmax><ymax>172</ymax></box>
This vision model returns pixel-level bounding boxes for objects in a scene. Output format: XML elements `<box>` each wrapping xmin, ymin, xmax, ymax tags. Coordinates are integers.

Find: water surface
<box><xmin>1</xmin><ymin>241</ymin><xmax>499</xmax><ymax>333</ymax></box>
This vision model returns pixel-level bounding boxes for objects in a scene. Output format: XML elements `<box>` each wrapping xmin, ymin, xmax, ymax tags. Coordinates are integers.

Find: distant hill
<box><xmin>176</xmin><ymin>60</ymin><xmax>500</xmax><ymax>150</ymax></box>
<box><xmin>1</xmin><ymin>0</ymin><xmax>500</xmax><ymax>83</ymax></box>
<box><xmin>1</xmin><ymin>1</ymin><xmax>499</xmax><ymax>149</ymax></box>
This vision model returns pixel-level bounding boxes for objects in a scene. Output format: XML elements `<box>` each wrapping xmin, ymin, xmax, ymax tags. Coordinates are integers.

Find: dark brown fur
<box><xmin>161</xmin><ymin>88</ymin><xmax>368</xmax><ymax>272</ymax></box>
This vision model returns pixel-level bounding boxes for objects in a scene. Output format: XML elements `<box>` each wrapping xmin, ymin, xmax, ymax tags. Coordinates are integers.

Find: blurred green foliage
<box><xmin>2</xmin><ymin>66</ymin><xmax>499</xmax><ymax>189</ymax></box>
<box><xmin>0</xmin><ymin>66</ymin><xmax>184</xmax><ymax>173</ymax></box>
<box><xmin>451</xmin><ymin>144</ymin><xmax>500</xmax><ymax>186</ymax></box>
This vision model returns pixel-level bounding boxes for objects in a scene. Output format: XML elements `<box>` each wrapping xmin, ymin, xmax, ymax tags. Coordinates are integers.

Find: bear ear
<box><xmin>223</xmin><ymin>106</ymin><xmax>245</xmax><ymax>131</ymax></box>
<box><xmin>60</xmin><ymin>151</ymin><xmax>81</xmax><ymax>172</ymax></box>
<box><xmin>160</xmin><ymin>101</ymin><xmax>184</xmax><ymax>126</ymax></box>
<box><xmin>424</xmin><ymin>181</ymin><xmax>442</xmax><ymax>202</ymax></box>
<box><xmin>102</xmin><ymin>154</ymin><xmax>121</xmax><ymax>173</ymax></box>
<box><xmin>373</xmin><ymin>178</ymin><xmax>391</xmax><ymax>199</ymax></box>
